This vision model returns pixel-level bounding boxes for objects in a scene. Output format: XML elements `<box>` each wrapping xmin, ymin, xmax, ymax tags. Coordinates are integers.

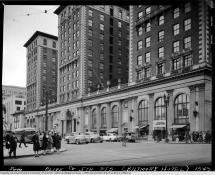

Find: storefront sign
<box><xmin>153</xmin><ymin>120</ymin><xmax>166</xmax><ymax>129</ymax></box>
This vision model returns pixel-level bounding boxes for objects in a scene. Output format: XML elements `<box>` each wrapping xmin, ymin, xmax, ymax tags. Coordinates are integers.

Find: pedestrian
<box><xmin>122</xmin><ymin>132</ymin><xmax>127</xmax><ymax>147</ymax></box>
<box><xmin>5</xmin><ymin>131</ymin><xmax>12</xmax><ymax>155</ymax></box>
<box><xmin>39</xmin><ymin>132</ymin><xmax>43</xmax><ymax>151</ymax></box>
<box><xmin>19</xmin><ymin>131</ymin><xmax>28</xmax><ymax>148</ymax></box>
<box><xmin>55</xmin><ymin>132</ymin><xmax>62</xmax><ymax>152</ymax></box>
<box><xmin>47</xmin><ymin>132</ymin><xmax>53</xmax><ymax>153</ymax></box>
<box><xmin>32</xmin><ymin>131</ymin><xmax>40</xmax><ymax>157</ymax></box>
<box><xmin>41</xmin><ymin>132</ymin><xmax>48</xmax><ymax>155</ymax></box>
<box><xmin>9</xmin><ymin>132</ymin><xmax>18</xmax><ymax>158</ymax></box>
<box><xmin>52</xmin><ymin>132</ymin><xmax>57</xmax><ymax>152</ymax></box>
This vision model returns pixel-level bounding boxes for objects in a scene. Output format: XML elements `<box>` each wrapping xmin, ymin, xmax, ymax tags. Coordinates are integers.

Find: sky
<box><xmin>3</xmin><ymin>5</ymin><xmax>59</xmax><ymax>87</ymax></box>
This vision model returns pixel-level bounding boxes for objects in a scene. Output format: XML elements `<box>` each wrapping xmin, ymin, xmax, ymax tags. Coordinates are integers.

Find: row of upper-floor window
<box><xmin>60</xmin><ymin>50</ymin><xmax>79</xmax><ymax>66</ymax></box>
<box><xmin>60</xmin><ymin>71</ymin><xmax>79</xmax><ymax>83</ymax></box>
<box><xmin>137</xmin><ymin>18</ymin><xmax>191</xmax><ymax>37</ymax></box>
<box><xmin>60</xmin><ymin>60</ymin><xmax>78</xmax><ymax>75</ymax></box>
<box><xmin>137</xmin><ymin>35</ymin><xmax>191</xmax><ymax>53</ymax></box>
<box><xmin>28</xmin><ymin>39</ymin><xmax>56</xmax><ymax>51</ymax></box>
<box><xmin>60</xmin><ymin>80</ymin><xmax>79</xmax><ymax>93</ymax></box>
<box><xmin>136</xmin><ymin>53</ymin><xmax>193</xmax><ymax>80</ymax></box>
<box><xmin>137</xmin><ymin>3</ymin><xmax>191</xmax><ymax>20</ymax></box>
<box><xmin>61</xmin><ymin>30</ymin><xmax>79</xmax><ymax>43</ymax></box>
<box><xmin>60</xmin><ymin>7</ymin><xmax>80</xmax><ymax>20</ymax></box>
<box><xmin>59</xmin><ymin>89</ymin><xmax>79</xmax><ymax>103</ymax></box>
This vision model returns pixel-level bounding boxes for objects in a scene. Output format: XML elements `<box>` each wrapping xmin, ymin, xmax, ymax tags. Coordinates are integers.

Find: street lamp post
<box><xmin>164</xmin><ymin>94</ymin><xmax>169</xmax><ymax>143</ymax></box>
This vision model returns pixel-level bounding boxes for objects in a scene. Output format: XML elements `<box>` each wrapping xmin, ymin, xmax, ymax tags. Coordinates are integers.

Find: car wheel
<box><xmin>100</xmin><ymin>140</ymin><xmax>103</xmax><ymax>143</ymax></box>
<box><xmin>90</xmin><ymin>139</ymin><xmax>93</xmax><ymax>143</ymax></box>
<box><xmin>67</xmin><ymin>140</ymin><xmax>69</xmax><ymax>144</ymax></box>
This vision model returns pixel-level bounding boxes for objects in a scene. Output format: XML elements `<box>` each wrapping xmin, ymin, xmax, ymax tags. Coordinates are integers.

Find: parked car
<box><xmin>66</xmin><ymin>133</ymin><xmax>88</xmax><ymax>144</ymax></box>
<box><xmin>102</xmin><ymin>133</ymin><xmax>118</xmax><ymax>142</ymax></box>
<box><xmin>84</xmin><ymin>132</ymin><xmax>103</xmax><ymax>143</ymax></box>
<box><xmin>14</xmin><ymin>127</ymin><xmax>36</xmax><ymax>143</ymax></box>
<box><xmin>126</xmin><ymin>132</ymin><xmax>137</xmax><ymax>142</ymax></box>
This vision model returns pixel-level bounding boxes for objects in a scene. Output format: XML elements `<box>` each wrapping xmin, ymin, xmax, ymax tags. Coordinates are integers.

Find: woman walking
<box><xmin>42</xmin><ymin>132</ymin><xmax>48</xmax><ymax>155</ymax></box>
<box><xmin>47</xmin><ymin>132</ymin><xmax>53</xmax><ymax>153</ymax></box>
<box><xmin>32</xmin><ymin>131</ymin><xmax>40</xmax><ymax>157</ymax></box>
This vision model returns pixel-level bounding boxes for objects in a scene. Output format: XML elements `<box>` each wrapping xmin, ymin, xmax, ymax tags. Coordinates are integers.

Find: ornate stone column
<box><xmin>97</xmin><ymin>104</ymin><xmax>101</xmax><ymax>134</ymax></box>
<box><xmin>107</xmin><ymin>103</ymin><xmax>111</xmax><ymax>130</ymax></box>
<box><xmin>118</xmin><ymin>100</ymin><xmax>123</xmax><ymax>136</ymax></box>
<box><xmin>198</xmin><ymin>83</ymin><xmax>205</xmax><ymax>131</ymax></box>
<box><xmin>166</xmin><ymin>89</ymin><xmax>174</xmax><ymax>138</ymax></box>
<box><xmin>88</xmin><ymin>106</ymin><xmax>92</xmax><ymax>131</ymax></box>
<box><xmin>189</xmin><ymin>85</ymin><xmax>196</xmax><ymax>132</ymax></box>
<box><xmin>148</xmin><ymin>93</ymin><xmax>154</xmax><ymax>135</ymax></box>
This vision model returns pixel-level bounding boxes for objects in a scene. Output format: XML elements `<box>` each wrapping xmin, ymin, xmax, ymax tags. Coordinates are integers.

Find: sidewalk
<box><xmin>4</xmin><ymin>144</ymin><xmax>67</xmax><ymax>159</ymax></box>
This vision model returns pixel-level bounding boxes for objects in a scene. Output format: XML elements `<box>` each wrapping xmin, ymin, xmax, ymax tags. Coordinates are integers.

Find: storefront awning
<box><xmin>107</xmin><ymin>128</ymin><xmax>118</xmax><ymax>133</ymax></box>
<box><xmin>139</xmin><ymin>124</ymin><xmax>149</xmax><ymax>129</ymax></box>
<box><xmin>171</xmin><ymin>125</ymin><xmax>187</xmax><ymax>129</ymax></box>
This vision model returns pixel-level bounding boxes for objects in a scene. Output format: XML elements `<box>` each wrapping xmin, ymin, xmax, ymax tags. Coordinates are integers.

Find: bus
<box><xmin>14</xmin><ymin>127</ymin><xmax>36</xmax><ymax>143</ymax></box>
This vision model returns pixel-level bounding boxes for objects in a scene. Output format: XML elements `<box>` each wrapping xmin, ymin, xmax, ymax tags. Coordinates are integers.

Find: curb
<box><xmin>4</xmin><ymin>148</ymin><xmax>67</xmax><ymax>159</ymax></box>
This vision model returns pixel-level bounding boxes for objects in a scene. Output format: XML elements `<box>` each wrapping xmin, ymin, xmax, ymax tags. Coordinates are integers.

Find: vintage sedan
<box><xmin>102</xmin><ymin>133</ymin><xmax>118</xmax><ymax>142</ymax></box>
<box><xmin>84</xmin><ymin>132</ymin><xmax>103</xmax><ymax>143</ymax></box>
<box><xmin>66</xmin><ymin>133</ymin><xmax>88</xmax><ymax>144</ymax></box>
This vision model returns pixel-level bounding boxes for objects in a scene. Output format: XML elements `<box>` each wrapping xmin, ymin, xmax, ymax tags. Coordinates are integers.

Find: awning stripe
<box><xmin>171</xmin><ymin>125</ymin><xmax>187</xmax><ymax>129</ymax></box>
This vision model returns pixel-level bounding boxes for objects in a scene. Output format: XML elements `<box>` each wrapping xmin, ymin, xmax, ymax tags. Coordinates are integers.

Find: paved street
<box><xmin>4</xmin><ymin>140</ymin><xmax>211</xmax><ymax>166</ymax></box>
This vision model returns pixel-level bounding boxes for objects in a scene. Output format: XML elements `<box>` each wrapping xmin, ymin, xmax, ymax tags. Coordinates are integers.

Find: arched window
<box><xmin>138</xmin><ymin>100</ymin><xmax>149</xmax><ymax>125</ymax></box>
<box><xmin>101</xmin><ymin>107</ymin><xmax>107</xmax><ymax>128</ymax></box>
<box><xmin>111</xmin><ymin>105</ymin><xmax>118</xmax><ymax>128</ymax></box>
<box><xmin>174</xmin><ymin>93</ymin><xmax>190</xmax><ymax>124</ymax></box>
<box><xmin>155</xmin><ymin>97</ymin><xmax>166</xmax><ymax>120</ymax></box>
<box><xmin>92</xmin><ymin>109</ymin><xmax>97</xmax><ymax>129</ymax></box>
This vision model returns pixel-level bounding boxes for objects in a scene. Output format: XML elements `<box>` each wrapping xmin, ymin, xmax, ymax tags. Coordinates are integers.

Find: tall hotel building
<box><xmin>54</xmin><ymin>6</ymin><xmax>129</xmax><ymax>104</ymax></box>
<box><xmin>128</xmin><ymin>1</ymin><xmax>212</xmax><ymax>139</ymax></box>
<box><xmin>24</xmin><ymin>31</ymin><xmax>58</xmax><ymax>129</ymax></box>
<box><xmin>26</xmin><ymin>2</ymin><xmax>212</xmax><ymax>140</ymax></box>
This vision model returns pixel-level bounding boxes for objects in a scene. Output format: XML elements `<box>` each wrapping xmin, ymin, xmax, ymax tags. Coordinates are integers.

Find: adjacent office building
<box><xmin>2</xmin><ymin>85</ymin><xmax>26</xmax><ymax>101</ymax></box>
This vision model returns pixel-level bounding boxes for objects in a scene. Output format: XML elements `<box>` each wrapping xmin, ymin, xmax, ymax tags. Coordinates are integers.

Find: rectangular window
<box><xmin>184</xmin><ymin>54</ymin><xmax>192</xmax><ymax>67</ymax></box>
<box><xmin>137</xmin><ymin>40</ymin><xmax>143</xmax><ymax>50</ymax></box>
<box><xmin>137</xmin><ymin>55</ymin><xmax>143</xmax><ymax>66</ymax></box>
<box><xmin>173</xmin><ymin>24</ymin><xmax>180</xmax><ymax>36</ymax></box>
<box><xmin>100</xmin><ymin>33</ymin><xmax>104</xmax><ymax>40</ymax></box>
<box><xmin>88</xmin><ymin>60</ymin><xmax>93</xmax><ymax>67</ymax></box>
<box><xmin>100</xmin><ymin>24</ymin><xmax>104</xmax><ymax>31</ymax></box>
<box><xmin>159</xmin><ymin>15</ymin><xmax>164</xmax><ymax>25</ymax></box>
<box><xmin>100</xmin><ymin>53</ymin><xmax>104</xmax><ymax>60</ymax></box>
<box><xmin>184</xmin><ymin>36</ymin><xmax>191</xmax><ymax>49</ymax></box>
<box><xmin>158</xmin><ymin>30</ymin><xmax>164</xmax><ymax>42</ymax></box>
<box><xmin>173</xmin><ymin>58</ymin><xmax>182</xmax><ymax>70</ymax></box>
<box><xmin>138</xmin><ymin>11</ymin><xmax>143</xmax><ymax>19</ymax></box>
<box><xmin>145</xmin><ymin>6</ymin><xmax>151</xmax><ymax>15</ymax></box>
<box><xmin>99</xmin><ymin>63</ymin><xmax>104</xmax><ymax>70</ymax></box>
<box><xmin>118</xmin><ymin>22</ymin><xmax>122</xmax><ymax>28</ymax></box>
<box><xmin>184</xmin><ymin>18</ymin><xmax>191</xmax><ymax>31</ymax></box>
<box><xmin>173</xmin><ymin>7</ymin><xmax>180</xmax><ymax>18</ymax></box>
<box><xmin>88</xmin><ymin>70</ymin><xmax>93</xmax><ymax>77</ymax></box>
<box><xmin>146</xmin><ymin>22</ymin><xmax>151</xmax><ymax>32</ymax></box>
<box><xmin>185</xmin><ymin>2</ymin><xmax>191</xmax><ymax>13</ymax></box>
<box><xmin>158</xmin><ymin>47</ymin><xmax>164</xmax><ymax>58</ymax></box>
<box><xmin>15</xmin><ymin>100</ymin><xmax>22</xmax><ymax>105</ymax></box>
<box><xmin>173</xmin><ymin>41</ymin><xmax>180</xmax><ymax>53</ymax></box>
<box><xmin>145</xmin><ymin>67</ymin><xmax>151</xmax><ymax>78</ymax></box>
<box><xmin>88</xmin><ymin>19</ymin><xmax>92</xmax><ymax>27</ymax></box>
<box><xmin>138</xmin><ymin>26</ymin><xmax>143</xmax><ymax>36</ymax></box>
<box><xmin>100</xmin><ymin>14</ymin><xmax>104</xmax><ymax>21</ymax></box>
<box><xmin>88</xmin><ymin>50</ymin><xmax>93</xmax><ymax>57</ymax></box>
<box><xmin>119</xmin><ymin>10</ymin><xmax>122</xmax><ymax>19</ymax></box>
<box><xmin>157</xmin><ymin>63</ymin><xmax>164</xmax><ymax>75</ymax></box>
<box><xmin>88</xmin><ymin>29</ymin><xmax>93</xmax><ymax>36</ymax></box>
<box><xmin>88</xmin><ymin>39</ymin><xmax>93</xmax><ymax>47</ymax></box>
<box><xmin>145</xmin><ymin>52</ymin><xmax>151</xmax><ymax>63</ymax></box>
<box><xmin>88</xmin><ymin>9</ymin><xmax>93</xmax><ymax>16</ymax></box>
<box><xmin>137</xmin><ymin>70</ymin><xmax>143</xmax><ymax>80</ymax></box>
<box><xmin>145</xmin><ymin>37</ymin><xmax>151</xmax><ymax>47</ymax></box>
